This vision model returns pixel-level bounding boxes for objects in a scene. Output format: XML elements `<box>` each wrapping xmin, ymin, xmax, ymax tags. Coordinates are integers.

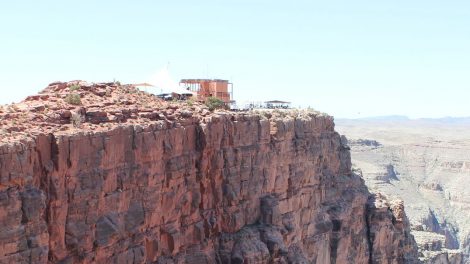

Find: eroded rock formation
<box><xmin>0</xmin><ymin>82</ymin><xmax>420</xmax><ymax>263</ymax></box>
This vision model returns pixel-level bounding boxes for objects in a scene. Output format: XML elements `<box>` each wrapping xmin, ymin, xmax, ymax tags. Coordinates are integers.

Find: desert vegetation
<box><xmin>65</xmin><ymin>93</ymin><xmax>82</xmax><ymax>105</ymax></box>
<box><xmin>205</xmin><ymin>97</ymin><xmax>225</xmax><ymax>111</ymax></box>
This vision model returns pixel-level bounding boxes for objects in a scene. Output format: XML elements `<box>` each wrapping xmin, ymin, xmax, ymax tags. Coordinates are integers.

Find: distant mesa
<box><xmin>420</xmin><ymin>182</ymin><xmax>444</xmax><ymax>192</ymax></box>
<box><xmin>349</xmin><ymin>138</ymin><xmax>382</xmax><ymax>148</ymax></box>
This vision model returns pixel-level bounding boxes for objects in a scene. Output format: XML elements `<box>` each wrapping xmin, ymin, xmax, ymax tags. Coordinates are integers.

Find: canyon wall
<box><xmin>336</xmin><ymin>119</ymin><xmax>470</xmax><ymax>264</ymax></box>
<box><xmin>1</xmin><ymin>108</ymin><xmax>419</xmax><ymax>263</ymax></box>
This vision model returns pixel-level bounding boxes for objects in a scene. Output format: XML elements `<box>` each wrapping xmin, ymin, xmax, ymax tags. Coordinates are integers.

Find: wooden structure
<box><xmin>179</xmin><ymin>79</ymin><xmax>233</xmax><ymax>103</ymax></box>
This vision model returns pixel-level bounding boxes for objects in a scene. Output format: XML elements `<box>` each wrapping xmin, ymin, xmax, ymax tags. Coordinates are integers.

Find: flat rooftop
<box><xmin>180</xmin><ymin>79</ymin><xmax>230</xmax><ymax>83</ymax></box>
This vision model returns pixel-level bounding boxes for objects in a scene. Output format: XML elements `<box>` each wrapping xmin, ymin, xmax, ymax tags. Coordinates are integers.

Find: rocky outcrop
<box><xmin>367</xmin><ymin>194</ymin><xmax>419</xmax><ymax>263</ymax></box>
<box><xmin>0</xmin><ymin>82</ymin><xmax>420</xmax><ymax>263</ymax></box>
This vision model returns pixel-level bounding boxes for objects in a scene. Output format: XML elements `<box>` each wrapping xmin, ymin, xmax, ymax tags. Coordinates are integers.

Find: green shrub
<box><xmin>187</xmin><ymin>97</ymin><xmax>195</xmax><ymax>106</ymax></box>
<box><xmin>69</xmin><ymin>85</ymin><xmax>81</xmax><ymax>91</ymax></box>
<box><xmin>205</xmin><ymin>97</ymin><xmax>225</xmax><ymax>111</ymax></box>
<box><xmin>65</xmin><ymin>93</ymin><xmax>82</xmax><ymax>105</ymax></box>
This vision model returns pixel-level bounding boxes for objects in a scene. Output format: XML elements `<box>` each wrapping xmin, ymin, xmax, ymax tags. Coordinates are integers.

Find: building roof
<box><xmin>265</xmin><ymin>100</ymin><xmax>291</xmax><ymax>104</ymax></box>
<box><xmin>180</xmin><ymin>79</ymin><xmax>229</xmax><ymax>83</ymax></box>
<box><xmin>132</xmin><ymin>83</ymin><xmax>154</xmax><ymax>87</ymax></box>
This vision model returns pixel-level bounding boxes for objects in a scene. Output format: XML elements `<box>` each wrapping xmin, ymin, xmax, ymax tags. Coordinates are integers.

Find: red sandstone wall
<box><xmin>0</xmin><ymin>112</ymin><xmax>418</xmax><ymax>263</ymax></box>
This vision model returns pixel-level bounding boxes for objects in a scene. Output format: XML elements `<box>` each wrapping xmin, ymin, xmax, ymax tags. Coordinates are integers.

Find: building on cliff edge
<box><xmin>179</xmin><ymin>79</ymin><xmax>233</xmax><ymax>104</ymax></box>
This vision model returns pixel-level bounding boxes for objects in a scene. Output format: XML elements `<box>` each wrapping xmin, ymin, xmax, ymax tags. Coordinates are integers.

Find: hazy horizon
<box><xmin>1</xmin><ymin>1</ymin><xmax>469</xmax><ymax>119</ymax></box>
<box><xmin>337</xmin><ymin>115</ymin><xmax>470</xmax><ymax>120</ymax></box>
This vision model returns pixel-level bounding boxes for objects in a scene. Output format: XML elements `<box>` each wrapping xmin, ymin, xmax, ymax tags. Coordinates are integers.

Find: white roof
<box><xmin>146</xmin><ymin>67</ymin><xmax>196</xmax><ymax>95</ymax></box>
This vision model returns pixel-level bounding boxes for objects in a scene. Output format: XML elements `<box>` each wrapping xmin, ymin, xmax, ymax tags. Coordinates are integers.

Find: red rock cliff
<box><xmin>0</xmin><ymin>82</ymin><xmax>419</xmax><ymax>263</ymax></box>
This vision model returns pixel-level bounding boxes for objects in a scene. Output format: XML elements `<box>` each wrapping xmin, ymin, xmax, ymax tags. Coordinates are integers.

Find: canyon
<box><xmin>1</xmin><ymin>82</ymin><xmax>422</xmax><ymax>263</ymax></box>
<box><xmin>337</xmin><ymin>118</ymin><xmax>470</xmax><ymax>264</ymax></box>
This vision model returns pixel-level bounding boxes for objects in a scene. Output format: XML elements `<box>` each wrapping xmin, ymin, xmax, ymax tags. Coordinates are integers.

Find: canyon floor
<box><xmin>336</xmin><ymin>117</ymin><xmax>470</xmax><ymax>263</ymax></box>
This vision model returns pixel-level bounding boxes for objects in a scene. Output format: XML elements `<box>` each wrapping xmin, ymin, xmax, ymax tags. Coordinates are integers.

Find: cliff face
<box><xmin>0</xmin><ymin>82</ymin><xmax>419</xmax><ymax>263</ymax></box>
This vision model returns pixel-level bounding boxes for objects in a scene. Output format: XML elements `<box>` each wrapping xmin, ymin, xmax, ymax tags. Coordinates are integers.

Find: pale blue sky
<box><xmin>1</xmin><ymin>0</ymin><xmax>469</xmax><ymax>118</ymax></box>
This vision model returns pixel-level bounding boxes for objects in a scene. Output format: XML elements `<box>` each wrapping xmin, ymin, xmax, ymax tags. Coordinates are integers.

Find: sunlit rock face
<box><xmin>0</xmin><ymin>82</ymin><xmax>420</xmax><ymax>263</ymax></box>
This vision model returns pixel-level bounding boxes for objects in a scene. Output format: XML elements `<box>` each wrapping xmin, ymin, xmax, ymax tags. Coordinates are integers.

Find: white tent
<box><xmin>145</xmin><ymin>67</ymin><xmax>195</xmax><ymax>96</ymax></box>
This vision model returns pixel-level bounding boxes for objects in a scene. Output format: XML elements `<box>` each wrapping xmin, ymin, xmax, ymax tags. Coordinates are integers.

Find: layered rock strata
<box><xmin>0</xmin><ymin>82</ymin><xmax>419</xmax><ymax>263</ymax></box>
